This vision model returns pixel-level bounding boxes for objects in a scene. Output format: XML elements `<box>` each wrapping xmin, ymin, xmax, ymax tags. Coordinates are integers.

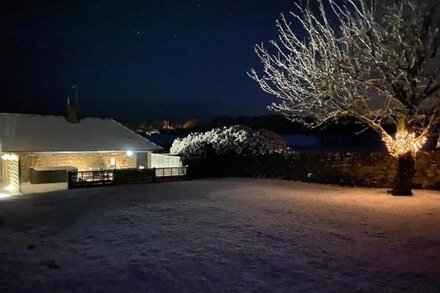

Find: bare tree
<box><xmin>249</xmin><ymin>0</ymin><xmax>440</xmax><ymax>195</ymax></box>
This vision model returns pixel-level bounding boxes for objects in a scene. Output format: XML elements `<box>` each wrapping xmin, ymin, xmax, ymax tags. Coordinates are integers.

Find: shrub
<box><xmin>170</xmin><ymin>125</ymin><xmax>290</xmax><ymax>157</ymax></box>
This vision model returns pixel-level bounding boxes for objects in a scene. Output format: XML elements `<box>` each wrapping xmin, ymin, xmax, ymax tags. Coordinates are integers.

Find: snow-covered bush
<box><xmin>170</xmin><ymin>125</ymin><xmax>290</xmax><ymax>157</ymax></box>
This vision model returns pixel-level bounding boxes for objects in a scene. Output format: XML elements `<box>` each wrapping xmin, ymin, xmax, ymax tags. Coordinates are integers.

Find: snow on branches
<box><xmin>170</xmin><ymin>126</ymin><xmax>290</xmax><ymax>157</ymax></box>
<box><xmin>249</xmin><ymin>0</ymin><xmax>440</xmax><ymax>156</ymax></box>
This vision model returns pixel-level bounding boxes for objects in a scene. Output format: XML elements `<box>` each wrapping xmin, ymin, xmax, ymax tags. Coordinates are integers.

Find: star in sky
<box><xmin>1</xmin><ymin>0</ymin><xmax>299</xmax><ymax>122</ymax></box>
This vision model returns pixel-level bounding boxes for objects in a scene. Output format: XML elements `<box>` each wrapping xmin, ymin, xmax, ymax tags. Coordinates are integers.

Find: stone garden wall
<box><xmin>293</xmin><ymin>151</ymin><xmax>440</xmax><ymax>190</ymax></box>
<box><xmin>184</xmin><ymin>150</ymin><xmax>440</xmax><ymax>190</ymax></box>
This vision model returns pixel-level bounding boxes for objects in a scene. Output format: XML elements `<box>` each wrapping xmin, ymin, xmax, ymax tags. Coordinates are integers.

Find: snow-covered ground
<box><xmin>0</xmin><ymin>179</ymin><xmax>439</xmax><ymax>292</ymax></box>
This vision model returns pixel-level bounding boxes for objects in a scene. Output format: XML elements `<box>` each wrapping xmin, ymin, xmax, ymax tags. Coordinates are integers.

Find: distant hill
<box><xmin>203</xmin><ymin>114</ymin><xmax>388</xmax><ymax>135</ymax></box>
<box><xmin>122</xmin><ymin>114</ymin><xmax>389</xmax><ymax>136</ymax></box>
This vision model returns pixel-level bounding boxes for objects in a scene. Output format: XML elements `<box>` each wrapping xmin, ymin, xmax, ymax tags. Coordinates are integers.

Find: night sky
<box><xmin>1</xmin><ymin>0</ymin><xmax>300</xmax><ymax>123</ymax></box>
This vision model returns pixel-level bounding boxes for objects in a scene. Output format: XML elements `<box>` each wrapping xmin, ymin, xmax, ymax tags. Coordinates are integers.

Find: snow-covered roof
<box><xmin>0</xmin><ymin>113</ymin><xmax>162</xmax><ymax>153</ymax></box>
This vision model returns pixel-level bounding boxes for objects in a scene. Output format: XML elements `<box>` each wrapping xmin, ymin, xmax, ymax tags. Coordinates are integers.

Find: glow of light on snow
<box><xmin>0</xmin><ymin>184</ymin><xmax>14</xmax><ymax>199</ymax></box>
<box><xmin>0</xmin><ymin>192</ymin><xmax>12</xmax><ymax>199</ymax></box>
<box><xmin>5</xmin><ymin>184</ymin><xmax>15</xmax><ymax>192</ymax></box>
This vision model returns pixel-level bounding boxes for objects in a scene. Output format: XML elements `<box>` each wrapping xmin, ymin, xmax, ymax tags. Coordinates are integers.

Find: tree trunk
<box><xmin>391</xmin><ymin>152</ymin><xmax>415</xmax><ymax>196</ymax></box>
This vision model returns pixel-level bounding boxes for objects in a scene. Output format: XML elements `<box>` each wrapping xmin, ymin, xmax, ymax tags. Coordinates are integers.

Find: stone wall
<box><xmin>291</xmin><ymin>151</ymin><xmax>440</xmax><ymax>190</ymax></box>
<box><xmin>19</xmin><ymin>152</ymin><xmax>136</xmax><ymax>183</ymax></box>
<box><xmin>184</xmin><ymin>150</ymin><xmax>440</xmax><ymax>190</ymax></box>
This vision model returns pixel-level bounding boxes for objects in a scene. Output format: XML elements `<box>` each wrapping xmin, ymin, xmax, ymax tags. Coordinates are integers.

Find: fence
<box><xmin>148</xmin><ymin>153</ymin><xmax>183</xmax><ymax>168</ymax></box>
<box><xmin>68</xmin><ymin>167</ymin><xmax>187</xmax><ymax>189</ymax></box>
<box><xmin>154</xmin><ymin>167</ymin><xmax>188</xmax><ymax>183</ymax></box>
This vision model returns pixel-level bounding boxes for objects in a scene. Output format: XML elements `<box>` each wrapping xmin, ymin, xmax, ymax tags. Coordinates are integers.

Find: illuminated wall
<box><xmin>19</xmin><ymin>152</ymin><xmax>136</xmax><ymax>183</ymax></box>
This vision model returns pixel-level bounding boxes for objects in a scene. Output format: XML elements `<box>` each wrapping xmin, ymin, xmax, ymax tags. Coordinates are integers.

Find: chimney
<box><xmin>65</xmin><ymin>84</ymin><xmax>79</xmax><ymax>123</ymax></box>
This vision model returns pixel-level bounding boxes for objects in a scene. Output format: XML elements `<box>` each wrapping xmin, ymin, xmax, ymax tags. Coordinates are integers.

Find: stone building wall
<box><xmin>292</xmin><ymin>151</ymin><xmax>440</xmax><ymax>190</ymax></box>
<box><xmin>19</xmin><ymin>152</ymin><xmax>136</xmax><ymax>183</ymax></box>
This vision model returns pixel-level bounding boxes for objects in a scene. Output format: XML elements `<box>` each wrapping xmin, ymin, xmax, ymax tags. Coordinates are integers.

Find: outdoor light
<box><xmin>126</xmin><ymin>150</ymin><xmax>134</xmax><ymax>157</ymax></box>
<box><xmin>1</xmin><ymin>153</ymin><xmax>19</xmax><ymax>161</ymax></box>
<box><xmin>0</xmin><ymin>184</ymin><xmax>15</xmax><ymax>198</ymax></box>
<box><xmin>5</xmin><ymin>184</ymin><xmax>14</xmax><ymax>192</ymax></box>
<box><xmin>382</xmin><ymin>130</ymin><xmax>427</xmax><ymax>158</ymax></box>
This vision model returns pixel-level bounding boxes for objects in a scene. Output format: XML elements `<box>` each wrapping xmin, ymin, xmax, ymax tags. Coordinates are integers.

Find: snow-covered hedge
<box><xmin>170</xmin><ymin>125</ymin><xmax>290</xmax><ymax>157</ymax></box>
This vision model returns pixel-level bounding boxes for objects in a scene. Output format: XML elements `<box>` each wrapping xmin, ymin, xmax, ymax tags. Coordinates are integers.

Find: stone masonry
<box><xmin>293</xmin><ymin>151</ymin><xmax>440</xmax><ymax>190</ymax></box>
<box><xmin>19</xmin><ymin>152</ymin><xmax>136</xmax><ymax>183</ymax></box>
<box><xmin>184</xmin><ymin>150</ymin><xmax>440</xmax><ymax>190</ymax></box>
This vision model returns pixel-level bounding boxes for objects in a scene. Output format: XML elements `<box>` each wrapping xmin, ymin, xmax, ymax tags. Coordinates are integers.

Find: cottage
<box><xmin>0</xmin><ymin>112</ymin><xmax>162</xmax><ymax>195</ymax></box>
